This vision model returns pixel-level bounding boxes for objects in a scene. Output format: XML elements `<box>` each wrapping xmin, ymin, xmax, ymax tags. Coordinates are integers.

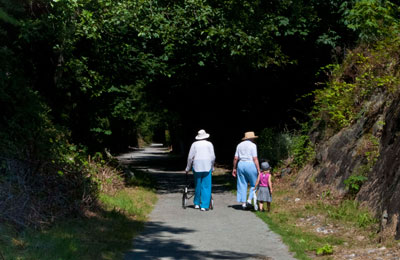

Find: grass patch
<box><xmin>256</xmin><ymin>211</ymin><xmax>343</xmax><ymax>260</ymax></box>
<box><xmin>311</xmin><ymin>200</ymin><xmax>378</xmax><ymax>228</ymax></box>
<box><xmin>252</xmin><ymin>182</ymin><xmax>379</xmax><ymax>259</ymax></box>
<box><xmin>0</xmin><ymin>186</ymin><xmax>157</xmax><ymax>260</ymax></box>
<box><xmin>99</xmin><ymin>188</ymin><xmax>156</xmax><ymax>219</ymax></box>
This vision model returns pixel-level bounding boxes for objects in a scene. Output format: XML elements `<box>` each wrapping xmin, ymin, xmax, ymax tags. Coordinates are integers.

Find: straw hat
<box><xmin>195</xmin><ymin>129</ymin><xmax>210</xmax><ymax>140</ymax></box>
<box><xmin>242</xmin><ymin>131</ymin><xmax>258</xmax><ymax>140</ymax></box>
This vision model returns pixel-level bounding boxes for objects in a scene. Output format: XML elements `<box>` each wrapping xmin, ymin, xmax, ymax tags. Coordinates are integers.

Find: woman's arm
<box><xmin>232</xmin><ymin>156</ymin><xmax>238</xmax><ymax>177</ymax></box>
<box><xmin>252</xmin><ymin>156</ymin><xmax>261</xmax><ymax>173</ymax></box>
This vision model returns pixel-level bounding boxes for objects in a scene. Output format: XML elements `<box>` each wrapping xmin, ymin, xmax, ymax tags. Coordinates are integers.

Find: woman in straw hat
<box><xmin>232</xmin><ymin>131</ymin><xmax>261</xmax><ymax>209</ymax></box>
<box><xmin>185</xmin><ymin>129</ymin><xmax>215</xmax><ymax>211</ymax></box>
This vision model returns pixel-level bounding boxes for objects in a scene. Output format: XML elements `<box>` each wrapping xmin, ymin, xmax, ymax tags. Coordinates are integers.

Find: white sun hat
<box><xmin>195</xmin><ymin>129</ymin><xmax>210</xmax><ymax>140</ymax></box>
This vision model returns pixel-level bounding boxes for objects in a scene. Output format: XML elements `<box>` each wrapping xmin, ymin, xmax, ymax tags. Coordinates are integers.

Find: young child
<box><xmin>254</xmin><ymin>162</ymin><xmax>273</xmax><ymax>212</ymax></box>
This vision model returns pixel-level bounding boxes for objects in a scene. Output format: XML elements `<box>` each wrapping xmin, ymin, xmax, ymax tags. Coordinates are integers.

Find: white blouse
<box><xmin>185</xmin><ymin>140</ymin><xmax>215</xmax><ymax>172</ymax></box>
<box><xmin>234</xmin><ymin>140</ymin><xmax>257</xmax><ymax>161</ymax></box>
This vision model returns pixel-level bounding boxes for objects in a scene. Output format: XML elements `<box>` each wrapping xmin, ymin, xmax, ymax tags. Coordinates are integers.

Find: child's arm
<box><xmin>268</xmin><ymin>174</ymin><xmax>273</xmax><ymax>193</ymax></box>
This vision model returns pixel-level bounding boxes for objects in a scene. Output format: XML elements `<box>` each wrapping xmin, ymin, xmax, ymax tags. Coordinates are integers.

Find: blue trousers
<box><xmin>193</xmin><ymin>170</ymin><xmax>212</xmax><ymax>209</ymax></box>
<box><xmin>237</xmin><ymin>161</ymin><xmax>258</xmax><ymax>202</ymax></box>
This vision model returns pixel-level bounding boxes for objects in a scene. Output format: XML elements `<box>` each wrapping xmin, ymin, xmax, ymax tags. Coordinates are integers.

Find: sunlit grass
<box><xmin>256</xmin><ymin>211</ymin><xmax>343</xmax><ymax>260</ymax></box>
<box><xmin>309</xmin><ymin>200</ymin><xmax>378</xmax><ymax>228</ymax></box>
<box><xmin>99</xmin><ymin>188</ymin><xmax>156</xmax><ymax>219</ymax></box>
<box><xmin>0</xmin><ymin>187</ymin><xmax>157</xmax><ymax>260</ymax></box>
<box><xmin>254</xmin><ymin>185</ymin><xmax>378</xmax><ymax>259</ymax></box>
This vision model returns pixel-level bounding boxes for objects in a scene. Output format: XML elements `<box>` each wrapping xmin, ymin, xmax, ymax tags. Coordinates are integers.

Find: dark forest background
<box><xmin>1</xmin><ymin>0</ymin><xmax>366</xmax><ymax>162</ymax></box>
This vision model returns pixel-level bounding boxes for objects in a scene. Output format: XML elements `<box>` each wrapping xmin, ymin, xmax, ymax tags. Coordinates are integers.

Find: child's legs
<box><xmin>193</xmin><ymin>171</ymin><xmax>202</xmax><ymax>206</ymax></box>
<box><xmin>200</xmin><ymin>170</ymin><xmax>212</xmax><ymax>209</ymax></box>
<box><xmin>267</xmin><ymin>202</ymin><xmax>271</xmax><ymax>212</ymax></box>
<box><xmin>236</xmin><ymin>162</ymin><xmax>248</xmax><ymax>202</ymax></box>
<box><xmin>258</xmin><ymin>201</ymin><xmax>264</xmax><ymax>210</ymax></box>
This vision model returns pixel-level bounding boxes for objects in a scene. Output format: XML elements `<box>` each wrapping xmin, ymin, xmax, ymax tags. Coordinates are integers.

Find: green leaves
<box><xmin>311</xmin><ymin>33</ymin><xmax>400</xmax><ymax>134</ymax></box>
<box><xmin>316</xmin><ymin>244</ymin><xmax>333</xmax><ymax>255</ymax></box>
<box><xmin>343</xmin><ymin>0</ymin><xmax>400</xmax><ymax>43</ymax></box>
<box><xmin>0</xmin><ymin>7</ymin><xmax>19</xmax><ymax>25</ymax></box>
<box><xmin>344</xmin><ymin>174</ymin><xmax>368</xmax><ymax>194</ymax></box>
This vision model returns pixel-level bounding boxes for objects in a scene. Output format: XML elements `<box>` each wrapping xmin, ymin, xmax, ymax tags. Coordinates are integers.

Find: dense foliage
<box><xmin>0</xmin><ymin>0</ymin><xmax>363</xmax><ymax>155</ymax></box>
<box><xmin>311</xmin><ymin>27</ymin><xmax>400</xmax><ymax>137</ymax></box>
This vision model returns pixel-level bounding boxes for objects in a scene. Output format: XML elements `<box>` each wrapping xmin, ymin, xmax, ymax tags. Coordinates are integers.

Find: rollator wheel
<box><xmin>182</xmin><ymin>187</ymin><xmax>188</xmax><ymax>209</ymax></box>
<box><xmin>182</xmin><ymin>194</ymin><xmax>187</xmax><ymax>209</ymax></box>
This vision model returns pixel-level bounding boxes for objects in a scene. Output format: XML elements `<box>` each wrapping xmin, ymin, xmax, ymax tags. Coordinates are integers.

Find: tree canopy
<box><xmin>1</xmin><ymin>0</ymin><xmax>399</xmax><ymax>160</ymax></box>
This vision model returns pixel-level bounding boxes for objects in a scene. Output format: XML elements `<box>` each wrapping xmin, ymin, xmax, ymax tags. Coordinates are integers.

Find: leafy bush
<box><xmin>343</xmin><ymin>0</ymin><xmax>400</xmax><ymax>43</ymax></box>
<box><xmin>85</xmin><ymin>153</ymin><xmax>125</xmax><ymax>195</ymax></box>
<box><xmin>344</xmin><ymin>174</ymin><xmax>368</xmax><ymax>194</ymax></box>
<box><xmin>316</xmin><ymin>244</ymin><xmax>333</xmax><ymax>255</ymax></box>
<box><xmin>291</xmin><ymin>134</ymin><xmax>315</xmax><ymax>169</ymax></box>
<box><xmin>311</xmin><ymin>35</ymin><xmax>400</xmax><ymax>134</ymax></box>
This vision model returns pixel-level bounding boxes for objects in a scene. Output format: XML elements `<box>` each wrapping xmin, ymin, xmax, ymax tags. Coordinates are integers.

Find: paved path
<box><xmin>119</xmin><ymin>144</ymin><xmax>295</xmax><ymax>260</ymax></box>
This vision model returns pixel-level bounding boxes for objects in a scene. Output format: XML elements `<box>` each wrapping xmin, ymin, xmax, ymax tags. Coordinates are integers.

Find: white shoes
<box><xmin>195</xmin><ymin>205</ymin><xmax>207</xmax><ymax>211</ymax></box>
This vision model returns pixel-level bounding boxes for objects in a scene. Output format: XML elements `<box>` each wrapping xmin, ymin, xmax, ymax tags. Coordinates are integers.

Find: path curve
<box><xmin>119</xmin><ymin>144</ymin><xmax>295</xmax><ymax>260</ymax></box>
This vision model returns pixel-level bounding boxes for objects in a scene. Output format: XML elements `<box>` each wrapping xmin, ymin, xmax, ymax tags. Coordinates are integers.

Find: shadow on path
<box><xmin>124</xmin><ymin>222</ymin><xmax>259</xmax><ymax>260</ymax></box>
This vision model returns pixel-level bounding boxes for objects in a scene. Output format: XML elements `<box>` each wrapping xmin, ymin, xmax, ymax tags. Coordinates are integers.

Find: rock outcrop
<box><xmin>294</xmin><ymin>41</ymin><xmax>400</xmax><ymax>238</ymax></box>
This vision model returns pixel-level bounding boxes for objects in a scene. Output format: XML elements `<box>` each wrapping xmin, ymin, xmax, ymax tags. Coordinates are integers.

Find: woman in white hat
<box><xmin>185</xmin><ymin>129</ymin><xmax>215</xmax><ymax>211</ymax></box>
<box><xmin>232</xmin><ymin>131</ymin><xmax>261</xmax><ymax>209</ymax></box>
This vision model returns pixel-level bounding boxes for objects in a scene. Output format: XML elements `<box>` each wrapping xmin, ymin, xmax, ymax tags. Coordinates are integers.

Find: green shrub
<box><xmin>316</xmin><ymin>244</ymin><xmax>333</xmax><ymax>255</ymax></box>
<box><xmin>311</xmin><ymin>35</ymin><xmax>400</xmax><ymax>136</ymax></box>
<box><xmin>357</xmin><ymin>212</ymin><xmax>376</xmax><ymax>228</ymax></box>
<box><xmin>343</xmin><ymin>0</ymin><xmax>400</xmax><ymax>43</ymax></box>
<box><xmin>344</xmin><ymin>174</ymin><xmax>368</xmax><ymax>195</ymax></box>
<box><xmin>291</xmin><ymin>135</ymin><xmax>315</xmax><ymax>169</ymax></box>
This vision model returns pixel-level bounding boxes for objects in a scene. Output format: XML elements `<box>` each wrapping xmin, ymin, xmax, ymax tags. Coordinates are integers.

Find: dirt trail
<box><xmin>119</xmin><ymin>144</ymin><xmax>295</xmax><ymax>260</ymax></box>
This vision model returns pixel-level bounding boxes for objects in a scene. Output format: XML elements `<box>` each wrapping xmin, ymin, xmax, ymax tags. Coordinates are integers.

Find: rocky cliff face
<box><xmin>358</xmin><ymin>95</ymin><xmax>400</xmax><ymax>239</ymax></box>
<box><xmin>295</xmin><ymin>77</ymin><xmax>400</xmax><ymax>238</ymax></box>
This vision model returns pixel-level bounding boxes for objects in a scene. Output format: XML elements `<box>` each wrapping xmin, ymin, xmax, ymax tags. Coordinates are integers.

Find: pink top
<box><xmin>259</xmin><ymin>173</ymin><xmax>270</xmax><ymax>187</ymax></box>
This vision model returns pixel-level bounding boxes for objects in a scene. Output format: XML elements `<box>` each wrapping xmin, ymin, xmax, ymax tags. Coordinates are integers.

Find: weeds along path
<box><xmin>119</xmin><ymin>144</ymin><xmax>294</xmax><ymax>260</ymax></box>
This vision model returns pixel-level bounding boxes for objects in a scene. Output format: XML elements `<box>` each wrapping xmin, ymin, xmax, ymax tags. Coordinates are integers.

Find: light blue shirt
<box><xmin>234</xmin><ymin>140</ymin><xmax>257</xmax><ymax>161</ymax></box>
